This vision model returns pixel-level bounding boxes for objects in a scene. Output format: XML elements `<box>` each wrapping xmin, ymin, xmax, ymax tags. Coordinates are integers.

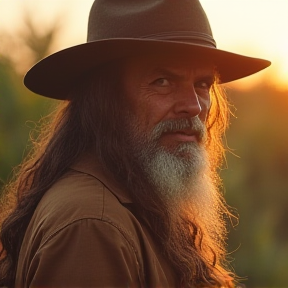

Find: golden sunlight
<box><xmin>201</xmin><ymin>0</ymin><xmax>288</xmax><ymax>89</ymax></box>
<box><xmin>0</xmin><ymin>0</ymin><xmax>287</xmax><ymax>89</ymax></box>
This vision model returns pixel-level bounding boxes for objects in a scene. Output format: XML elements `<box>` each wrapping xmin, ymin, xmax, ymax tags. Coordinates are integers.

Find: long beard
<box><xmin>116</xmin><ymin>115</ymin><xmax>230</xmax><ymax>286</ymax></box>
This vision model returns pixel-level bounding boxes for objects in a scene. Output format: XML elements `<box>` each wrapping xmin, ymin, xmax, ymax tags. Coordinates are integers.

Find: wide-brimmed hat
<box><xmin>24</xmin><ymin>0</ymin><xmax>271</xmax><ymax>100</ymax></box>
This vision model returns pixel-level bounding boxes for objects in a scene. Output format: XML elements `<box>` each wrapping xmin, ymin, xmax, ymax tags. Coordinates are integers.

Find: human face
<box><xmin>121</xmin><ymin>53</ymin><xmax>214</xmax><ymax>151</ymax></box>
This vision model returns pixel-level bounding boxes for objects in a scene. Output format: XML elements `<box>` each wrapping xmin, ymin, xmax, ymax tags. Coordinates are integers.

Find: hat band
<box><xmin>140</xmin><ymin>31</ymin><xmax>216</xmax><ymax>48</ymax></box>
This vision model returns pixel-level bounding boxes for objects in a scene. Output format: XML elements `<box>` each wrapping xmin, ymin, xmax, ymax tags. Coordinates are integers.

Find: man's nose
<box><xmin>173</xmin><ymin>87</ymin><xmax>203</xmax><ymax>119</ymax></box>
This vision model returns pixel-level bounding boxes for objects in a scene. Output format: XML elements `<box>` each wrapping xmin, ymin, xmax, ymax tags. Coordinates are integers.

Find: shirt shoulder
<box><xmin>31</xmin><ymin>169</ymin><xmax>138</xmax><ymax>242</ymax></box>
<box><xmin>16</xmin><ymin>169</ymin><xmax>177</xmax><ymax>288</ymax></box>
<box><xmin>16</xmin><ymin>170</ymin><xmax>146</xmax><ymax>286</ymax></box>
<box><xmin>19</xmin><ymin>218</ymin><xmax>144</xmax><ymax>287</ymax></box>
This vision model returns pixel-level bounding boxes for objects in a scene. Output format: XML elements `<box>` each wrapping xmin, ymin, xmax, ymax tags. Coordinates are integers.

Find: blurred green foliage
<box><xmin>0</xmin><ymin>12</ymin><xmax>288</xmax><ymax>288</ymax></box>
<box><xmin>222</xmin><ymin>84</ymin><xmax>288</xmax><ymax>287</ymax></box>
<box><xmin>0</xmin><ymin>53</ymin><xmax>56</xmax><ymax>187</ymax></box>
<box><xmin>0</xmin><ymin>11</ymin><xmax>59</xmax><ymax>186</ymax></box>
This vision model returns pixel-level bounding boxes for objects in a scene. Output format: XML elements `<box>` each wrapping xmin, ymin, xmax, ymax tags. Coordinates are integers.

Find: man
<box><xmin>0</xmin><ymin>0</ymin><xmax>270</xmax><ymax>287</ymax></box>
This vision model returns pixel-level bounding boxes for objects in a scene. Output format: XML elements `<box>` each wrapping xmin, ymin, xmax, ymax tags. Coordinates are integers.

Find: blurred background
<box><xmin>0</xmin><ymin>0</ymin><xmax>287</xmax><ymax>287</ymax></box>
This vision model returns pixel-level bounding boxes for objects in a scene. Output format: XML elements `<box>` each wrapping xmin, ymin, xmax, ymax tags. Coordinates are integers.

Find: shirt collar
<box><xmin>70</xmin><ymin>152</ymin><xmax>132</xmax><ymax>204</ymax></box>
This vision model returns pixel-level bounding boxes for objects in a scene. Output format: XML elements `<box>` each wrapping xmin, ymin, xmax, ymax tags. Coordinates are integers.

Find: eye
<box><xmin>149</xmin><ymin>77</ymin><xmax>173</xmax><ymax>95</ymax></box>
<box><xmin>151</xmin><ymin>78</ymin><xmax>170</xmax><ymax>87</ymax></box>
<box><xmin>195</xmin><ymin>79</ymin><xmax>213</xmax><ymax>91</ymax></box>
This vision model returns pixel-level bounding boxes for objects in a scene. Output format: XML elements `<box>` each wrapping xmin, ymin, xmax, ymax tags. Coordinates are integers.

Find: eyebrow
<box><xmin>151</xmin><ymin>67</ymin><xmax>215</xmax><ymax>83</ymax></box>
<box><xmin>151</xmin><ymin>67</ymin><xmax>186</xmax><ymax>81</ymax></box>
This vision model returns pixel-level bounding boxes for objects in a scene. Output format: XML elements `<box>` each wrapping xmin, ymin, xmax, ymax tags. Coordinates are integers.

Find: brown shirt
<box><xmin>15</xmin><ymin>155</ymin><xmax>177</xmax><ymax>287</ymax></box>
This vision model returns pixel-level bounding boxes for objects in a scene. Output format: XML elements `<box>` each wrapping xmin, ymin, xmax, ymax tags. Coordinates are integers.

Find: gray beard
<box><xmin>121</xmin><ymin>115</ymin><xmax>227</xmax><ymax>255</ymax></box>
<box><xmin>140</xmin><ymin>142</ymin><xmax>207</xmax><ymax>202</ymax></box>
<box><xmin>124</xmin><ymin>116</ymin><xmax>209</xmax><ymax>204</ymax></box>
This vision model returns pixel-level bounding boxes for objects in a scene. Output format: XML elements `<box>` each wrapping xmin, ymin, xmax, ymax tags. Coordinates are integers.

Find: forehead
<box><xmin>121</xmin><ymin>52</ymin><xmax>215</xmax><ymax>80</ymax></box>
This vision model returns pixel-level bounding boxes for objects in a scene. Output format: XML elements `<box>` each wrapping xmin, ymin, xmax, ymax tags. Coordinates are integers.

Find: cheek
<box><xmin>198</xmin><ymin>94</ymin><xmax>212</xmax><ymax>121</ymax></box>
<box><xmin>125</xmin><ymin>89</ymin><xmax>156</xmax><ymax>128</ymax></box>
<box><xmin>201</xmin><ymin>98</ymin><xmax>211</xmax><ymax>112</ymax></box>
<box><xmin>144</xmin><ymin>91</ymin><xmax>177</xmax><ymax>124</ymax></box>
<box><xmin>135</xmin><ymin>87</ymin><xmax>171</xmax><ymax>124</ymax></box>
<box><xmin>125</xmin><ymin>83</ymin><xmax>176</xmax><ymax>131</ymax></box>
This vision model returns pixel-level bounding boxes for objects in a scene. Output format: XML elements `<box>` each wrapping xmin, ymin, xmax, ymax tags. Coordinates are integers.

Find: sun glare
<box><xmin>201</xmin><ymin>0</ymin><xmax>288</xmax><ymax>89</ymax></box>
<box><xmin>0</xmin><ymin>0</ymin><xmax>287</xmax><ymax>89</ymax></box>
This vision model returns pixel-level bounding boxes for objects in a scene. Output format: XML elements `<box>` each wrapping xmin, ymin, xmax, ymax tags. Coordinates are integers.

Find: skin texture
<box><xmin>0</xmin><ymin>53</ymin><xmax>234</xmax><ymax>287</ymax></box>
<box><xmin>121</xmin><ymin>54</ymin><xmax>214</xmax><ymax>151</ymax></box>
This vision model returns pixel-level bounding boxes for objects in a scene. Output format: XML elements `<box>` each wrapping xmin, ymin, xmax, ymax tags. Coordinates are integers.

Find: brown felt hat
<box><xmin>24</xmin><ymin>0</ymin><xmax>271</xmax><ymax>100</ymax></box>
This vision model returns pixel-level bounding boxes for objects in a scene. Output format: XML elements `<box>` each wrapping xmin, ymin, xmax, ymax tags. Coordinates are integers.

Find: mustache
<box><xmin>150</xmin><ymin>117</ymin><xmax>206</xmax><ymax>142</ymax></box>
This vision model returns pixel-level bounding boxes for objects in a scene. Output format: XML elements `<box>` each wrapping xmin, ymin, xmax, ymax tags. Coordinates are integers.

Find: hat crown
<box><xmin>87</xmin><ymin>0</ymin><xmax>216</xmax><ymax>47</ymax></box>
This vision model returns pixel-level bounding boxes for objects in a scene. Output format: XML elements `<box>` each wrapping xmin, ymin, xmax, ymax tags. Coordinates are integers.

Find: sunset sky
<box><xmin>0</xmin><ymin>0</ymin><xmax>287</xmax><ymax>89</ymax></box>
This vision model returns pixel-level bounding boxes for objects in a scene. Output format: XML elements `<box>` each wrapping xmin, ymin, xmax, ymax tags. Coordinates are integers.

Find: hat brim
<box><xmin>24</xmin><ymin>38</ymin><xmax>271</xmax><ymax>99</ymax></box>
